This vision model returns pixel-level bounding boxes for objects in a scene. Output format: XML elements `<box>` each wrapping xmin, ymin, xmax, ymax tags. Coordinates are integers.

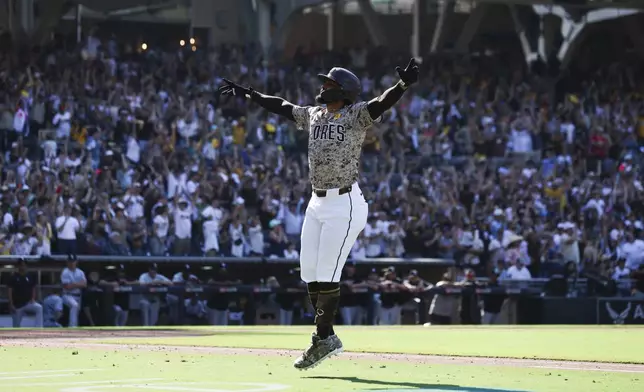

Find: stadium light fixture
<box><xmin>180</xmin><ymin>39</ymin><xmax>185</xmax><ymax>46</ymax></box>
<box><xmin>191</xmin><ymin>45</ymin><xmax>197</xmax><ymax>52</ymax></box>
<box><xmin>190</xmin><ymin>38</ymin><xmax>196</xmax><ymax>45</ymax></box>
<box><xmin>141</xmin><ymin>43</ymin><xmax>148</xmax><ymax>51</ymax></box>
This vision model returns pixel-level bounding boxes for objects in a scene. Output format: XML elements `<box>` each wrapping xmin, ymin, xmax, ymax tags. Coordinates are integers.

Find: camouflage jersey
<box><xmin>292</xmin><ymin>102</ymin><xmax>376</xmax><ymax>190</ymax></box>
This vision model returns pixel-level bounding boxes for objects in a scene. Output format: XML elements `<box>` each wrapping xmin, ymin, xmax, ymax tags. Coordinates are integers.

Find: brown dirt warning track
<box><xmin>1</xmin><ymin>328</ymin><xmax>643</xmax><ymax>374</ymax></box>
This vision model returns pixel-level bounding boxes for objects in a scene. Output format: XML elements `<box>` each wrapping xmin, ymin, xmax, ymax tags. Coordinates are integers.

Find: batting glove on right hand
<box><xmin>218</xmin><ymin>78</ymin><xmax>253</xmax><ymax>98</ymax></box>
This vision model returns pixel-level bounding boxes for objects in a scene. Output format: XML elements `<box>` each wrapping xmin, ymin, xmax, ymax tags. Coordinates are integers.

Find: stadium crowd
<box><xmin>0</xmin><ymin>30</ymin><xmax>643</xmax><ymax>295</ymax></box>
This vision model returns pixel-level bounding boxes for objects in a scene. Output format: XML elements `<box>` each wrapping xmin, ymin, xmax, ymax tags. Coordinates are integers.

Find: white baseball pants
<box><xmin>300</xmin><ymin>183</ymin><xmax>368</xmax><ymax>283</ymax></box>
<box><xmin>139</xmin><ymin>299</ymin><xmax>161</xmax><ymax>326</ymax></box>
<box><xmin>12</xmin><ymin>302</ymin><xmax>44</xmax><ymax>328</ymax></box>
<box><xmin>62</xmin><ymin>294</ymin><xmax>81</xmax><ymax>327</ymax></box>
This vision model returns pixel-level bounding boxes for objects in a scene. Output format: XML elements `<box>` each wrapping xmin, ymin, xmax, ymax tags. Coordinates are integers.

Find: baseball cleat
<box><xmin>293</xmin><ymin>333</ymin><xmax>344</xmax><ymax>371</ymax></box>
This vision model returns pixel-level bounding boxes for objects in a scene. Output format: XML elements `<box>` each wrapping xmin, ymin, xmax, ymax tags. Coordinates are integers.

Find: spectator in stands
<box><xmin>172</xmin><ymin>198</ymin><xmax>193</xmax><ymax>256</ymax></box>
<box><xmin>506</xmin><ymin>260</ymin><xmax>533</xmax><ymax>280</ymax></box>
<box><xmin>55</xmin><ymin>205</ymin><xmax>80</xmax><ymax>256</ymax></box>
<box><xmin>0</xmin><ymin>26</ymin><xmax>638</xmax><ymax>302</ymax></box>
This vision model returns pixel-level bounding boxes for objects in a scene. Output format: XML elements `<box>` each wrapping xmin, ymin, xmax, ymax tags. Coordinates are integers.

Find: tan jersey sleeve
<box><xmin>292</xmin><ymin>105</ymin><xmax>312</xmax><ymax>131</ymax></box>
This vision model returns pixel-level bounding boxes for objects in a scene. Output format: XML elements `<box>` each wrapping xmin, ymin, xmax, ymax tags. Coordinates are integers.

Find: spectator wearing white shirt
<box><xmin>509</xmin><ymin>127</ymin><xmax>533</xmax><ymax>154</ymax></box>
<box><xmin>364</xmin><ymin>220</ymin><xmax>383</xmax><ymax>257</ymax></box>
<box><xmin>3</xmin><ymin>208</ymin><xmax>14</xmax><ymax>230</ymax></box>
<box><xmin>176</xmin><ymin>114</ymin><xmax>199</xmax><ymax>140</ymax></box>
<box><xmin>13</xmin><ymin>104</ymin><xmax>27</xmax><ymax>144</ymax></box>
<box><xmin>150</xmin><ymin>205</ymin><xmax>169</xmax><ymax>256</ymax></box>
<box><xmin>560</xmin><ymin>222</ymin><xmax>580</xmax><ymax>266</ymax></box>
<box><xmin>35</xmin><ymin>212</ymin><xmax>53</xmax><ymax>256</ymax></box>
<box><xmin>612</xmin><ymin>258</ymin><xmax>632</xmax><ymax>295</ymax></box>
<box><xmin>350</xmin><ymin>233</ymin><xmax>367</xmax><ymax>260</ymax></box>
<box><xmin>12</xmin><ymin>227</ymin><xmax>38</xmax><ymax>256</ymax></box>
<box><xmin>384</xmin><ymin>223</ymin><xmax>406</xmax><ymax>257</ymax></box>
<box><xmin>172</xmin><ymin>198</ymin><xmax>192</xmax><ymax>256</ymax></box>
<box><xmin>123</xmin><ymin>184</ymin><xmax>145</xmax><ymax>221</ymax></box>
<box><xmin>60</xmin><ymin>255</ymin><xmax>86</xmax><ymax>327</ymax></box>
<box><xmin>229</xmin><ymin>218</ymin><xmax>245</xmax><ymax>258</ymax></box>
<box><xmin>279</xmin><ymin>203</ymin><xmax>304</xmax><ymax>246</ymax></box>
<box><xmin>55</xmin><ymin>205</ymin><xmax>80</xmax><ymax>256</ymax></box>
<box><xmin>618</xmin><ymin>232</ymin><xmax>644</xmax><ymax>271</ymax></box>
<box><xmin>246</xmin><ymin>217</ymin><xmax>264</xmax><ymax>256</ymax></box>
<box><xmin>506</xmin><ymin>261</ymin><xmax>532</xmax><ymax>280</ymax></box>
<box><xmin>284</xmin><ymin>243</ymin><xmax>299</xmax><ymax>259</ymax></box>
<box><xmin>138</xmin><ymin>264</ymin><xmax>172</xmax><ymax>326</ymax></box>
<box><xmin>167</xmin><ymin>168</ymin><xmax>187</xmax><ymax>199</ymax></box>
<box><xmin>52</xmin><ymin>105</ymin><xmax>72</xmax><ymax>139</ymax></box>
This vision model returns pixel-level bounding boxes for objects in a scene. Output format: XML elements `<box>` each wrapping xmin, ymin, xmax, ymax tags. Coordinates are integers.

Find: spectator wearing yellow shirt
<box><xmin>232</xmin><ymin>119</ymin><xmax>246</xmax><ymax>146</ymax></box>
<box><xmin>0</xmin><ymin>232</ymin><xmax>14</xmax><ymax>255</ymax></box>
<box><xmin>71</xmin><ymin>123</ymin><xmax>88</xmax><ymax>146</ymax></box>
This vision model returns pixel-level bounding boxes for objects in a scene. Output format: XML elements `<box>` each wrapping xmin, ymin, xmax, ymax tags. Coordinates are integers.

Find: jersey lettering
<box><xmin>313</xmin><ymin>124</ymin><xmax>346</xmax><ymax>142</ymax></box>
<box><xmin>292</xmin><ymin>102</ymin><xmax>375</xmax><ymax>189</ymax></box>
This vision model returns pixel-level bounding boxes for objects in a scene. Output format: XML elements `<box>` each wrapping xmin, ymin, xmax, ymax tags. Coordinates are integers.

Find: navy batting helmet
<box><xmin>316</xmin><ymin>67</ymin><xmax>361</xmax><ymax>105</ymax></box>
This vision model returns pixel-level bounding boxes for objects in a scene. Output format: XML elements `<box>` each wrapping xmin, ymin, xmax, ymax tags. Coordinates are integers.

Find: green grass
<box><xmin>0</xmin><ymin>346</ymin><xmax>641</xmax><ymax>392</ymax></box>
<box><xmin>96</xmin><ymin>326</ymin><xmax>644</xmax><ymax>364</ymax></box>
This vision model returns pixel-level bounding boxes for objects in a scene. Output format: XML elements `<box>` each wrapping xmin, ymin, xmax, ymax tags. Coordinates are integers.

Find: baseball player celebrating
<box><xmin>219</xmin><ymin>58</ymin><xmax>419</xmax><ymax>370</ymax></box>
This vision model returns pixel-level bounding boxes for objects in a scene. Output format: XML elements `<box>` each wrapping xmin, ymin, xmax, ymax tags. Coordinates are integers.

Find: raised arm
<box><xmin>218</xmin><ymin>79</ymin><xmax>295</xmax><ymax>121</ymax></box>
<box><xmin>367</xmin><ymin>58</ymin><xmax>419</xmax><ymax>120</ymax></box>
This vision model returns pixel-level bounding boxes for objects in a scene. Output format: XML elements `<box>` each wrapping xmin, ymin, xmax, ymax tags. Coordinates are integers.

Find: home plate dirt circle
<box><xmin>2</xmin><ymin>329</ymin><xmax>644</xmax><ymax>375</ymax></box>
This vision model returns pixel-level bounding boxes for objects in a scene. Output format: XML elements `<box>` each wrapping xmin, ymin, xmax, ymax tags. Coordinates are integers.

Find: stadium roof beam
<box><xmin>430</xmin><ymin>0</ymin><xmax>454</xmax><ymax>53</ymax></box>
<box><xmin>509</xmin><ymin>4</ymin><xmax>538</xmax><ymax>63</ymax></box>
<box><xmin>356</xmin><ymin>0</ymin><xmax>389</xmax><ymax>46</ymax></box>
<box><xmin>453</xmin><ymin>3</ymin><xmax>488</xmax><ymax>53</ymax></box>
<box><xmin>32</xmin><ymin>0</ymin><xmax>73</xmax><ymax>45</ymax></box>
<box><xmin>625</xmin><ymin>17</ymin><xmax>644</xmax><ymax>60</ymax></box>
<box><xmin>476</xmin><ymin>0</ymin><xmax>644</xmax><ymax>10</ymax></box>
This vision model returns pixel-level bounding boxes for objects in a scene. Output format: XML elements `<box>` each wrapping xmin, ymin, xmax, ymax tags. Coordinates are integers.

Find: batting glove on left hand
<box><xmin>396</xmin><ymin>58</ymin><xmax>419</xmax><ymax>87</ymax></box>
<box><xmin>218</xmin><ymin>78</ymin><xmax>253</xmax><ymax>98</ymax></box>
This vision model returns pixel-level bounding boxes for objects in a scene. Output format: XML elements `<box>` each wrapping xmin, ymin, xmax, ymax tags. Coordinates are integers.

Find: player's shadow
<box><xmin>304</xmin><ymin>376</ymin><xmax>527</xmax><ymax>391</ymax></box>
<box><xmin>304</xmin><ymin>376</ymin><xmax>459</xmax><ymax>390</ymax></box>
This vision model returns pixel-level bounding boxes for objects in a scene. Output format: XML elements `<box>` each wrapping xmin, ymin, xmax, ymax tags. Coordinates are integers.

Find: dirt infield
<box><xmin>0</xmin><ymin>327</ymin><xmax>210</xmax><ymax>340</ymax></box>
<box><xmin>2</xmin><ymin>329</ymin><xmax>644</xmax><ymax>374</ymax></box>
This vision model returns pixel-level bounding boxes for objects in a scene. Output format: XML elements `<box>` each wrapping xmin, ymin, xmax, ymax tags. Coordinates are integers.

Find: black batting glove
<box><xmin>218</xmin><ymin>78</ymin><xmax>253</xmax><ymax>98</ymax></box>
<box><xmin>396</xmin><ymin>58</ymin><xmax>419</xmax><ymax>87</ymax></box>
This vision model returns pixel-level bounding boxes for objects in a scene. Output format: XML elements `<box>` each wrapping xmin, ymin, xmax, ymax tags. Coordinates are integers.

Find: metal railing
<box><xmin>0</xmin><ymin>255</ymin><xmax>455</xmax><ymax>266</ymax></box>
